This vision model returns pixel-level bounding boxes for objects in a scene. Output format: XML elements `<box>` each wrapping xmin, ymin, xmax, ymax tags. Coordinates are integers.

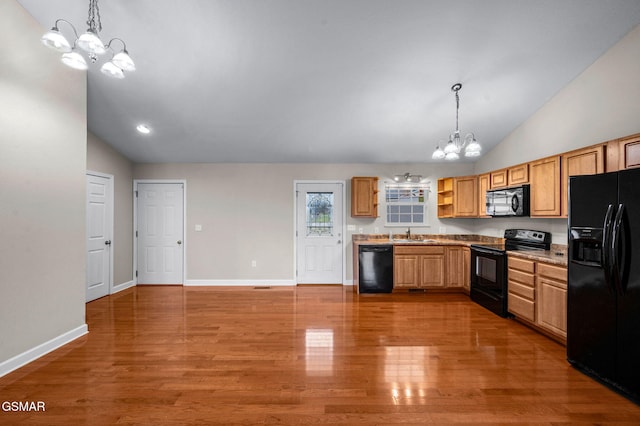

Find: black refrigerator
<box><xmin>567</xmin><ymin>168</ymin><xmax>640</xmax><ymax>404</ymax></box>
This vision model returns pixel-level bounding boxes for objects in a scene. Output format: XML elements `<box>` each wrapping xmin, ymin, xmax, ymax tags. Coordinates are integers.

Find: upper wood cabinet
<box><xmin>437</xmin><ymin>178</ymin><xmax>454</xmax><ymax>218</ymax></box>
<box><xmin>490</xmin><ymin>164</ymin><xmax>528</xmax><ymax>189</ymax></box>
<box><xmin>608</xmin><ymin>133</ymin><xmax>640</xmax><ymax>171</ymax></box>
<box><xmin>351</xmin><ymin>177</ymin><xmax>378</xmax><ymax>218</ymax></box>
<box><xmin>529</xmin><ymin>156</ymin><xmax>562</xmax><ymax>217</ymax></box>
<box><xmin>478</xmin><ymin>173</ymin><xmax>490</xmax><ymax>218</ymax></box>
<box><xmin>453</xmin><ymin>175</ymin><xmax>478</xmax><ymax>217</ymax></box>
<box><xmin>560</xmin><ymin>145</ymin><xmax>605</xmax><ymax>217</ymax></box>
<box><xmin>508</xmin><ymin>163</ymin><xmax>529</xmax><ymax>185</ymax></box>
<box><xmin>490</xmin><ymin>169</ymin><xmax>508</xmax><ymax>188</ymax></box>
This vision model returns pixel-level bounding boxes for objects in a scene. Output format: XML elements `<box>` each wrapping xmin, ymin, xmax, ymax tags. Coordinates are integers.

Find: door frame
<box><xmin>86</xmin><ymin>170</ymin><xmax>114</xmax><ymax>298</ymax></box>
<box><xmin>133</xmin><ymin>179</ymin><xmax>187</xmax><ymax>285</ymax></box>
<box><xmin>293</xmin><ymin>180</ymin><xmax>347</xmax><ymax>285</ymax></box>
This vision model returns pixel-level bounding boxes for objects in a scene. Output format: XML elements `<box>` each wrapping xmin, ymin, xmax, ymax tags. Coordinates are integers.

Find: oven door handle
<box><xmin>471</xmin><ymin>247</ymin><xmax>502</xmax><ymax>256</ymax></box>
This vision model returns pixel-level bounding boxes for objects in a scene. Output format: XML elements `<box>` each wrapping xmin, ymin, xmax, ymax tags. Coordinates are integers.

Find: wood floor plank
<box><xmin>1</xmin><ymin>285</ymin><xmax>639</xmax><ymax>424</ymax></box>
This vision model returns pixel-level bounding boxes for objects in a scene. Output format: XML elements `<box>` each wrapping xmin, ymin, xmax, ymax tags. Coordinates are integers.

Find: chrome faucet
<box><xmin>406</xmin><ymin>227</ymin><xmax>411</xmax><ymax>239</ymax></box>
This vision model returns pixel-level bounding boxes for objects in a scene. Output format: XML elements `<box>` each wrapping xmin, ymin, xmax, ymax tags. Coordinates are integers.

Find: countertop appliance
<box><xmin>567</xmin><ymin>168</ymin><xmax>640</xmax><ymax>404</ymax></box>
<box><xmin>470</xmin><ymin>229</ymin><xmax>551</xmax><ymax>317</ymax></box>
<box><xmin>486</xmin><ymin>184</ymin><xmax>530</xmax><ymax>217</ymax></box>
<box><xmin>358</xmin><ymin>245</ymin><xmax>393</xmax><ymax>293</ymax></box>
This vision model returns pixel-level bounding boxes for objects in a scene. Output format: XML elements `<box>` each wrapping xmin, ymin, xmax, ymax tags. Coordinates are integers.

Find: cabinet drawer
<box><xmin>508</xmin><ymin>281</ymin><xmax>535</xmax><ymax>300</ymax></box>
<box><xmin>508</xmin><ymin>294</ymin><xmax>535</xmax><ymax>322</ymax></box>
<box><xmin>508</xmin><ymin>256</ymin><xmax>535</xmax><ymax>273</ymax></box>
<box><xmin>538</xmin><ymin>263</ymin><xmax>567</xmax><ymax>284</ymax></box>
<box><xmin>394</xmin><ymin>245</ymin><xmax>445</xmax><ymax>255</ymax></box>
<box><xmin>508</xmin><ymin>268</ymin><xmax>535</xmax><ymax>286</ymax></box>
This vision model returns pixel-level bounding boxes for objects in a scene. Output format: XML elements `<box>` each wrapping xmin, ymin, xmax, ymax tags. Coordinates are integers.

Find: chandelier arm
<box><xmin>54</xmin><ymin>18</ymin><xmax>80</xmax><ymax>40</ymax></box>
<box><xmin>105</xmin><ymin>37</ymin><xmax>128</xmax><ymax>52</ymax></box>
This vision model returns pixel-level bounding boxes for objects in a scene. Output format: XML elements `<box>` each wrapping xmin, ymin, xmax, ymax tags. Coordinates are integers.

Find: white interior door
<box><xmin>86</xmin><ymin>172</ymin><xmax>113</xmax><ymax>302</ymax></box>
<box><xmin>296</xmin><ymin>182</ymin><xmax>344</xmax><ymax>284</ymax></box>
<box><xmin>137</xmin><ymin>183</ymin><xmax>184</xmax><ymax>285</ymax></box>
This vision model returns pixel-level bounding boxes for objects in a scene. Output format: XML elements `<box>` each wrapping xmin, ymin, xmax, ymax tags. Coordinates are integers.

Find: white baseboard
<box><xmin>111</xmin><ymin>280</ymin><xmax>135</xmax><ymax>294</ymax></box>
<box><xmin>184</xmin><ymin>279</ymin><xmax>297</xmax><ymax>286</ymax></box>
<box><xmin>185</xmin><ymin>279</ymin><xmax>353</xmax><ymax>286</ymax></box>
<box><xmin>0</xmin><ymin>324</ymin><xmax>88</xmax><ymax>378</ymax></box>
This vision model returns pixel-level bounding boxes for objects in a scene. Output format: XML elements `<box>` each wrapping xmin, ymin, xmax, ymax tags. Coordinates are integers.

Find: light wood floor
<box><xmin>1</xmin><ymin>286</ymin><xmax>639</xmax><ymax>425</ymax></box>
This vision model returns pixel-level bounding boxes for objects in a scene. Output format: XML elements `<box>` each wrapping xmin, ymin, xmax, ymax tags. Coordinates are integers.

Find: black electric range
<box><xmin>470</xmin><ymin>229</ymin><xmax>551</xmax><ymax>317</ymax></box>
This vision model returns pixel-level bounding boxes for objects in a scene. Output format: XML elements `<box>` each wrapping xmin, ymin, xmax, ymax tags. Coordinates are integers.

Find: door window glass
<box><xmin>306</xmin><ymin>192</ymin><xmax>334</xmax><ymax>236</ymax></box>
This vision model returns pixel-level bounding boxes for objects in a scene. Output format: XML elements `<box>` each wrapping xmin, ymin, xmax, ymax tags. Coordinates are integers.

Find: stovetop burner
<box><xmin>472</xmin><ymin>229</ymin><xmax>551</xmax><ymax>253</ymax></box>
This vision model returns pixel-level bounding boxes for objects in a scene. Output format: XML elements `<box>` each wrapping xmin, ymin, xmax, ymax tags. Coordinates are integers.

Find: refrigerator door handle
<box><xmin>611</xmin><ymin>203</ymin><xmax>625</xmax><ymax>295</ymax></box>
<box><xmin>602</xmin><ymin>204</ymin><xmax>615</xmax><ymax>293</ymax></box>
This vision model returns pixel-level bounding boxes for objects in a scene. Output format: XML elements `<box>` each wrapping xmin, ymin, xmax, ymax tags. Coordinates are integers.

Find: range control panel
<box><xmin>504</xmin><ymin>229</ymin><xmax>551</xmax><ymax>244</ymax></box>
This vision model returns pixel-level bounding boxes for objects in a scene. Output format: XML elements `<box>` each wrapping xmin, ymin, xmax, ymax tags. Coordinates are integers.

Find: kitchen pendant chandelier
<box><xmin>40</xmin><ymin>0</ymin><xmax>135</xmax><ymax>79</ymax></box>
<box><xmin>432</xmin><ymin>83</ymin><xmax>481</xmax><ymax>160</ymax></box>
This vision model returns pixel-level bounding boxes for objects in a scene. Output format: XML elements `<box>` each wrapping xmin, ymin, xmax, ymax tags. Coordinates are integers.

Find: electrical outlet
<box><xmin>251</xmin><ymin>260</ymin><xmax>257</xmax><ymax>267</ymax></box>
<box><xmin>359</xmin><ymin>228</ymin><xmax>363</xmax><ymax>234</ymax></box>
<box><xmin>347</xmin><ymin>224</ymin><xmax>356</xmax><ymax>231</ymax></box>
<box><xmin>374</xmin><ymin>227</ymin><xmax>379</xmax><ymax>233</ymax></box>
<box><xmin>439</xmin><ymin>227</ymin><xmax>446</xmax><ymax>234</ymax></box>
<box><xmin>195</xmin><ymin>224</ymin><xmax>202</xmax><ymax>232</ymax></box>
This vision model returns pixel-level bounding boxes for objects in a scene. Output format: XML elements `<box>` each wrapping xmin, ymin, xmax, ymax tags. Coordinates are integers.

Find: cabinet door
<box><xmin>490</xmin><ymin>169</ymin><xmax>508</xmax><ymax>188</ymax></box>
<box><xmin>508</xmin><ymin>164</ymin><xmax>529</xmax><ymax>185</ymax></box>
<box><xmin>561</xmin><ymin>145</ymin><xmax>604</xmax><ymax>217</ymax></box>
<box><xmin>393</xmin><ymin>255</ymin><xmax>419</xmax><ymax>288</ymax></box>
<box><xmin>419</xmin><ymin>254</ymin><xmax>445</xmax><ymax>287</ymax></box>
<box><xmin>537</xmin><ymin>276</ymin><xmax>567</xmax><ymax>339</ymax></box>
<box><xmin>462</xmin><ymin>247</ymin><xmax>471</xmax><ymax>291</ymax></box>
<box><xmin>619</xmin><ymin>136</ymin><xmax>640</xmax><ymax>170</ymax></box>
<box><xmin>445</xmin><ymin>247</ymin><xmax>464</xmax><ymax>288</ymax></box>
<box><xmin>530</xmin><ymin>156</ymin><xmax>561</xmax><ymax>217</ymax></box>
<box><xmin>453</xmin><ymin>176</ymin><xmax>478</xmax><ymax>217</ymax></box>
<box><xmin>478</xmin><ymin>174</ymin><xmax>490</xmax><ymax>218</ymax></box>
<box><xmin>351</xmin><ymin>177</ymin><xmax>378</xmax><ymax>217</ymax></box>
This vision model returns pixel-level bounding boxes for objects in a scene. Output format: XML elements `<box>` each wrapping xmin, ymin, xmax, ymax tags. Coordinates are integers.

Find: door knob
<box><xmin>177</xmin><ymin>240</ymin><xmax>182</xmax><ymax>245</ymax></box>
<box><xmin>105</xmin><ymin>240</ymin><xmax>111</xmax><ymax>245</ymax></box>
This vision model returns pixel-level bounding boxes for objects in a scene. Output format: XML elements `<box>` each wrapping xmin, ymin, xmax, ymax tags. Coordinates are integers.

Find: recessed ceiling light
<box><xmin>136</xmin><ymin>124</ymin><xmax>151</xmax><ymax>134</ymax></box>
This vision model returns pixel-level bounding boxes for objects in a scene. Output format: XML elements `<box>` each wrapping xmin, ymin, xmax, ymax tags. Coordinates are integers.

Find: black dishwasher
<box><xmin>358</xmin><ymin>245</ymin><xmax>394</xmax><ymax>293</ymax></box>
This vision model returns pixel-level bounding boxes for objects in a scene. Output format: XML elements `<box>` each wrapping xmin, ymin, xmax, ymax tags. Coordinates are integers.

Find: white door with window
<box><xmin>86</xmin><ymin>172</ymin><xmax>113</xmax><ymax>302</ymax></box>
<box><xmin>136</xmin><ymin>183</ymin><xmax>184</xmax><ymax>285</ymax></box>
<box><xmin>296</xmin><ymin>182</ymin><xmax>344</xmax><ymax>284</ymax></box>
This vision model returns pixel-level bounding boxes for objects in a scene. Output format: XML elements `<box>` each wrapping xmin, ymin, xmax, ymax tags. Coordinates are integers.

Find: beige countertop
<box><xmin>352</xmin><ymin>234</ymin><xmax>568</xmax><ymax>267</ymax></box>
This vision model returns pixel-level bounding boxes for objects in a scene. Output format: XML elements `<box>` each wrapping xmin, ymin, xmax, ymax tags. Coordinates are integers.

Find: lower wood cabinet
<box><xmin>393</xmin><ymin>245</ymin><xmax>470</xmax><ymax>290</ymax></box>
<box><xmin>507</xmin><ymin>257</ymin><xmax>536</xmax><ymax>322</ymax></box>
<box><xmin>536</xmin><ymin>262</ymin><xmax>567</xmax><ymax>339</ymax></box>
<box><xmin>394</xmin><ymin>246</ymin><xmax>445</xmax><ymax>289</ymax></box>
<box><xmin>508</xmin><ymin>255</ymin><xmax>567</xmax><ymax>343</ymax></box>
<box><xmin>445</xmin><ymin>246</ymin><xmax>464</xmax><ymax>288</ymax></box>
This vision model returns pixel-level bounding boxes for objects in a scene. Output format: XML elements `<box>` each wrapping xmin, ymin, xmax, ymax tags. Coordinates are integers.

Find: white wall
<box><xmin>133</xmin><ymin>162</ymin><xmax>475</xmax><ymax>282</ymax></box>
<box><xmin>473</xmin><ymin>23</ymin><xmax>640</xmax><ymax>244</ymax></box>
<box><xmin>476</xmin><ymin>24</ymin><xmax>640</xmax><ymax>173</ymax></box>
<box><xmin>87</xmin><ymin>132</ymin><xmax>134</xmax><ymax>288</ymax></box>
<box><xmin>0</xmin><ymin>1</ymin><xmax>87</xmax><ymax>370</ymax></box>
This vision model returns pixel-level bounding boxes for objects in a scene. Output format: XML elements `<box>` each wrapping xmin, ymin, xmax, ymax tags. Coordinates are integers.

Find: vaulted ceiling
<box><xmin>18</xmin><ymin>0</ymin><xmax>640</xmax><ymax>163</ymax></box>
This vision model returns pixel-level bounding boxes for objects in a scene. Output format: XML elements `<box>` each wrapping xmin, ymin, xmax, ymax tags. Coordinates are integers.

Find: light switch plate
<box><xmin>195</xmin><ymin>224</ymin><xmax>202</xmax><ymax>232</ymax></box>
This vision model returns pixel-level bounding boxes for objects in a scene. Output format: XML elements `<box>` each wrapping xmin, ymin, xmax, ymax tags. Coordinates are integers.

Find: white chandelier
<box><xmin>432</xmin><ymin>83</ymin><xmax>481</xmax><ymax>160</ymax></box>
<box><xmin>40</xmin><ymin>0</ymin><xmax>135</xmax><ymax>79</ymax></box>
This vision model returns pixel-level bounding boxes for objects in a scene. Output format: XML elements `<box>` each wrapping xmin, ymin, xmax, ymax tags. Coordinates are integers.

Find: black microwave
<box><xmin>486</xmin><ymin>184</ymin><xmax>530</xmax><ymax>217</ymax></box>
